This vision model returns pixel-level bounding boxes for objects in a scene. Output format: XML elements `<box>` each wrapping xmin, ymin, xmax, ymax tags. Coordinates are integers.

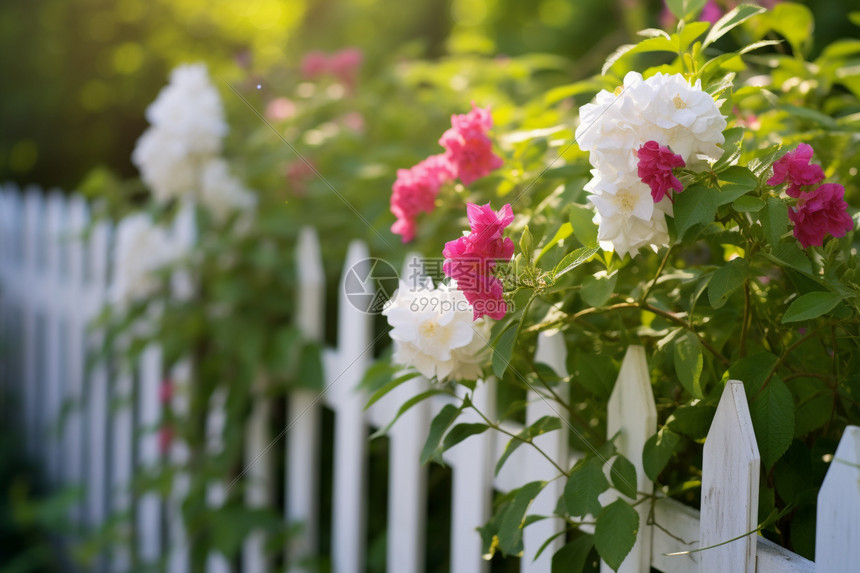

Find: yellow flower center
<box><xmin>673</xmin><ymin>94</ymin><xmax>687</xmax><ymax>109</ymax></box>
<box><xmin>617</xmin><ymin>190</ymin><xmax>636</xmax><ymax>212</ymax></box>
<box><xmin>614</xmin><ymin>86</ymin><xmax>623</xmax><ymax>96</ymax></box>
<box><xmin>420</xmin><ymin>320</ymin><xmax>438</xmax><ymax>338</ymax></box>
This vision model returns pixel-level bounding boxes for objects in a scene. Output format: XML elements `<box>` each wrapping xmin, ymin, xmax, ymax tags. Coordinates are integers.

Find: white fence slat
<box><xmin>522</xmin><ymin>331</ymin><xmax>570</xmax><ymax>572</ymax></box>
<box><xmin>384</xmin><ymin>254</ymin><xmax>430</xmax><ymax>573</ymax></box>
<box><xmin>111</xmin><ymin>369</ymin><xmax>134</xmax><ymax>572</ymax></box>
<box><xmin>138</xmin><ymin>343</ymin><xmax>163</xmax><ymax>563</ymax></box>
<box><xmin>286</xmin><ymin>226</ymin><xmax>325</xmax><ymax>569</ymax></box>
<box><xmin>43</xmin><ymin>192</ymin><xmax>66</xmax><ymax>484</ymax></box>
<box><xmin>22</xmin><ymin>188</ymin><xmax>41</xmax><ymax>457</ymax></box>
<box><xmin>700</xmin><ymin>380</ymin><xmax>759</xmax><ymax>573</ymax></box>
<box><xmin>168</xmin><ymin>364</ymin><xmax>191</xmax><ymax>573</ymax></box>
<box><xmin>601</xmin><ymin>345</ymin><xmax>657</xmax><ymax>573</ymax></box>
<box><xmin>331</xmin><ymin>240</ymin><xmax>373</xmax><ymax>573</ymax></box>
<box><xmin>449</xmin><ymin>379</ymin><xmax>496</xmax><ymax>573</ymax></box>
<box><xmin>206</xmin><ymin>388</ymin><xmax>231</xmax><ymax>573</ymax></box>
<box><xmin>243</xmin><ymin>383</ymin><xmax>274</xmax><ymax>573</ymax></box>
<box><xmin>815</xmin><ymin>425</ymin><xmax>860</xmax><ymax>572</ymax></box>
<box><xmin>64</xmin><ymin>196</ymin><xmax>87</xmax><ymax>522</ymax></box>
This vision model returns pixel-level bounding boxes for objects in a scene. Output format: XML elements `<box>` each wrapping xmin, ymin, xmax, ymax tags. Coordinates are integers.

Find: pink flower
<box><xmin>286</xmin><ymin>159</ymin><xmax>316</xmax><ymax>197</ymax></box>
<box><xmin>767</xmin><ymin>143</ymin><xmax>825</xmax><ymax>198</ymax></box>
<box><xmin>159</xmin><ymin>379</ymin><xmax>173</xmax><ymax>405</ymax></box>
<box><xmin>301</xmin><ymin>51</ymin><xmax>330</xmax><ymax>79</ymax></box>
<box><xmin>265</xmin><ymin>97</ymin><xmax>296</xmax><ymax>121</ymax></box>
<box><xmin>390</xmin><ymin>154</ymin><xmax>455</xmax><ymax>243</ymax></box>
<box><xmin>329</xmin><ymin>48</ymin><xmax>363</xmax><ymax>89</ymax></box>
<box><xmin>439</xmin><ymin>104</ymin><xmax>504</xmax><ymax>186</ymax></box>
<box><xmin>443</xmin><ymin>203</ymin><xmax>515</xmax><ymax>320</ymax></box>
<box><xmin>700</xmin><ymin>0</ymin><xmax>723</xmax><ymax>24</ymax></box>
<box><xmin>788</xmin><ymin>183</ymin><xmax>854</xmax><ymax>248</ymax></box>
<box><xmin>159</xmin><ymin>424</ymin><xmax>174</xmax><ymax>456</ymax></box>
<box><xmin>637</xmin><ymin>140</ymin><xmax>686</xmax><ymax>203</ymax></box>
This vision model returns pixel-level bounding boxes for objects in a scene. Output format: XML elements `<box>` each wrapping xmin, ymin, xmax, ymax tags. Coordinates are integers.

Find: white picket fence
<box><xmin>0</xmin><ymin>184</ymin><xmax>858</xmax><ymax>573</ymax></box>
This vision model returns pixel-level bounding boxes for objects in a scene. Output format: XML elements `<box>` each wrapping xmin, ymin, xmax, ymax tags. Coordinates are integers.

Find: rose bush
<box><xmin>96</xmin><ymin>1</ymin><xmax>860</xmax><ymax>571</ymax></box>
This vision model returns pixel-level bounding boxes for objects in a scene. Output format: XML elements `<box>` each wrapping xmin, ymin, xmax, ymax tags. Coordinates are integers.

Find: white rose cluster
<box><xmin>382</xmin><ymin>278</ymin><xmax>490</xmax><ymax>381</ymax></box>
<box><xmin>575</xmin><ymin>72</ymin><xmax>727</xmax><ymax>257</ymax></box>
<box><xmin>110</xmin><ymin>213</ymin><xmax>183</xmax><ymax>308</ymax></box>
<box><xmin>132</xmin><ymin>64</ymin><xmax>256</xmax><ymax>219</ymax></box>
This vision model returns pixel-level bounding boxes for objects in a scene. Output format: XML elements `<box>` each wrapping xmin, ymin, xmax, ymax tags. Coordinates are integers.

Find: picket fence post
<box><xmin>700</xmin><ymin>380</ymin><xmax>760</xmax><ymax>573</ymax></box>
<box><xmin>286</xmin><ymin>226</ymin><xmax>325</xmax><ymax>570</ymax></box>
<box><xmin>44</xmin><ymin>191</ymin><xmax>65</xmax><ymax>485</ymax></box>
<box><xmin>383</xmin><ymin>254</ymin><xmax>430</xmax><ymax>573</ymax></box>
<box><xmin>330</xmin><ymin>240</ymin><xmax>373</xmax><ymax>573</ymax></box>
<box><xmin>206</xmin><ymin>387</ymin><xmax>231</xmax><ymax>573</ymax></box>
<box><xmin>449</xmin><ymin>377</ymin><xmax>496</xmax><ymax>573</ymax></box>
<box><xmin>815</xmin><ymin>425</ymin><xmax>860</xmax><ymax>572</ymax></box>
<box><xmin>138</xmin><ymin>343</ymin><xmax>164</xmax><ymax>562</ymax></box>
<box><xmin>22</xmin><ymin>187</ymin><xmax>41</xmax><ymax>458</ymax></box>
<box><xmin>600</xmin><ymin>345</ymin><xmax>657</xmax><ymax>573</ymax></box>
<box><xmin>522</xmin><ymin>330</ymin><xmax>570</xmax><ymax>572</ymax></box>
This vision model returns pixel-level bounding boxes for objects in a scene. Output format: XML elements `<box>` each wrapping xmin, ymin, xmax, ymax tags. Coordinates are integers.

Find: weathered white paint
<box><xmin>243</xmin><ymin>383</ymin><xmax>273</xmax><ymax>573</ymax></box>
<box><xmin>137</xmin><ymin>343</ymin><xmax>163</xmax><ymax>562</ymax></box>
<box><xmin>700</xmin><ymin>380</ymin><xmax>759</xmax><ymax>573</ymax></box>
<box><xmin>815</xmin><ymin>425</ymin><xmax>860</xmax><ymax>572</ymax></box>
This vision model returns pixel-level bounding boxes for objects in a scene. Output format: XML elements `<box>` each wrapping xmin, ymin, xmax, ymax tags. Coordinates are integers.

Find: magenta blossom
<box><xmin>329</xmin><ymin>48</ymin><xmax>363</xmax><ymax>90</ymax></box>
<box><xmin>637</xmin><ymin>140</ymin><xmax>686</xmax><ymax>203</ymax></box>
<box><xmin>788</xmin><ymin>183</ymin><xmax>854</xmax><ymax>248</ymax></box>
<box><xmin>443</xmin><ymin>203</ymin><xmax>514</xmax><ymax>320</ymax></box>
<box><xmin>390</xmin><ymin>154</ymin><xmax>455</xmax><ymax>243</ymax></box>
<box><xmin>439</xmin><ymin>104</ymin><xmax>504</xmax><ymax>186</ymax></box>
<box><xmin>700</xmin><ymin>0</ymin><xmax>723</xmax><ymax>24</ymax></box>
<box><xmin>301</xmin><ymin>51</ymin><xmax>329</xmax><ymax>79</ymax></box>
<box><xmin>767</xmin><ymin>143</ymin><xmax>825</xmax><ymax>198</ymax></box>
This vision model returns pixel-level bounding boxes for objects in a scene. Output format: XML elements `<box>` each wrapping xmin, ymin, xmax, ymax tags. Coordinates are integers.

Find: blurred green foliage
<box><xmin>1</xmin><ymin>0</ymin><xmax>852</xmax><ymax>190</ymax></box>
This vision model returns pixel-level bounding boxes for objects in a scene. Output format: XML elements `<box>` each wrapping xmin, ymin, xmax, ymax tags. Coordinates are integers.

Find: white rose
<box><xmin>382</xmin><ymin>278</ymin><xmax>490</xmax><ymax>381</ymax></box>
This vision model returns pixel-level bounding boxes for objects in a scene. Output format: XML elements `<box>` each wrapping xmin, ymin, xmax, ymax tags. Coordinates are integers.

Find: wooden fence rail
<box><xmin>0</xmin><ymin>184</ymin><xmax>857</xmax><ymax>573</ymax></box>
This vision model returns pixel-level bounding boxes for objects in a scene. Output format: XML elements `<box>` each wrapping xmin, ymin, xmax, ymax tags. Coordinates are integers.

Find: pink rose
<box><xmin>390</xmin><ymin>154</ymin><xmax>455</xmax><ymax>243</ymax></box>
<box><xmin>637</xmin><ymin>140</ymin><xmax>686</xmax><ymax>203</ymax></box>
<box><xmin>301</xmin><ymin>51</ymin><xmax>330</xmax><ymax>79</ymax></box>
<box><xmin>439</xmin><ymin>104</ymin><xmax>504</xmax><ymax>186</ymax></box>
<box><xmin>788</xmin><ymin>183</ymin><xmax>854</xmax><ymax>248</ymax></box>
<box><xmin>767</xmin><ymin>143</ymin><xmax>825</xmax><ymax>198</ymax></box>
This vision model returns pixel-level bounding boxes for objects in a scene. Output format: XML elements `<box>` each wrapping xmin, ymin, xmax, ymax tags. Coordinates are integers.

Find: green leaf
<box><xmin>553</xmin><ymin>246</ymin><xmax>600</xmax><ymax>279</ymax></box>
<box><xmin>733</xmin><ymin>195</ymin><xmax>764</xmax><ymax>212</ymax></box>
<box><xmin>441</xmin><ymin>422</ymin><xmax>490</xmax><ymax>454</ymax></box>
<box><xmin>371</xmin><ymin>388</ymin><xmax>447</xmax><ymax>439</ymax></box>
<box><xmin>643</xmin><ymin>428</ymin><xmax>682</xmax><ymax>481</ymax></box>
<box><xmin>594</xmin><ymin>499</ymin><xmax>639</xmax><ymax>572</ymax></box>
<box><xmin>749</xmin><ymin>377</ymin><xmax>795</xmax><ymax>468</ymax></box>
<box><xmin>496</xmin><ymin>416</ymin><xmax>563</xmax><ymax>476</ymax></box>
<box><xmin>703</xmin><ymin>4</ymin><xmax>766</xmax><ymax>48</ymax></box>
<box><xmin>419</xmin><ymin>404</ymin><xmax>461</xmax><ymax>464</ymax></box>
<box><xmin>708</xmin><ymin>258</ymin><xmax>746</xmax><ymax>309</ymax></box>
<box><xmin>520</xmin><ymin>225</ymin><xmax>534</xmax><ymax>267</ymax></box>
<box><xmin>666</xmin><ymin>405</ymin><xmax>716</xmax><ymax>440</ymax></box>
<box><xmin>364</xmin><ymin>371</ymin><xmax>420</xmax><ymax>411</ymax></box>
<box><xmin>564</xmin><ymin>459</ymin><xmax>610</xmax><ymax>518</ymax></box>
<box><xmin>782</xmin><ymin>291</ymin><xmax>842</xmax><ymax>323</ymax></box>
<box><xmin>761</xmin><ymin>196</ymin><xmax>789</xmax><ymax>246</ymax></box>
<box><xmin>717</xmin><ymin>166</ymin><xmax>758</xmax><ymax>205</ymax></box>
<box><xmin>551</xmin><ymin>536</ymin><xmax>594</xmax><ymax>573</ymax></box>
<box><xmin>492</xmin><ymin>324</ymin><xmax>518</xmax><ymax>379</ymax></box>
<box><xmin>673</xmin><ymin>183</ymin><xmax>716</xmax><ymax>239</ymax></box>
<box><xmin>610</xmin><ymin>455</ymin><xmax>638</xmax><ymax>499</ymax></box>
<box><xmin>581</xmin><ymin>271</ymin><xmax>618</xmax><ymax>307</ymax></box>
<box><xmin>765</xmin><ymin>2</ymin><xmax>814</xmax><ymax>55</ymax></box>
<box><xmin>729</xmin><ymin>352</ymin><xmax>779</xmax><ymax>396</ymax></box>
<box><xmin>569</xmin><ymin>203</ymin><xmax>599</xmax><ymax>247</ymax></box>
<box><xmin>767</xmin><ymin>243</ymin><xmax>812</xmax><ymax>275</ymax></box>
<box><xmin>674</xmin><ymin>330</ymin><xmax>704</xmax><ymax>398</ymax></box>
<box><xmin>666</xmin><ymin>0</ymin><xmax>708</xmax><ymax>20</ymax></box>
<box><xmin>497</xmin><ymin>481</ymin><xmax>546</xmax><ymax>555</ymax></box>
<box><xmin>536</xmin><ymin>222</ymin><xmax>572</xmax><ymax>262</ymax></box>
